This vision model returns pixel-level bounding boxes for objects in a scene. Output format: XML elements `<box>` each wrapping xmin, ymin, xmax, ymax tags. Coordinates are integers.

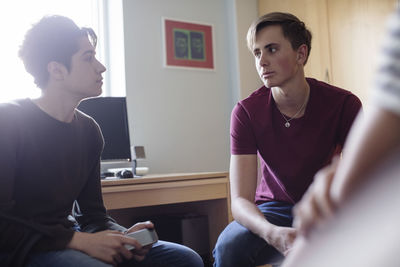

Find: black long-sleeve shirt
<box><xmin>0</xmin><ymin>99</ymin><xmax>125</xmax><ymax>259</ymax></box>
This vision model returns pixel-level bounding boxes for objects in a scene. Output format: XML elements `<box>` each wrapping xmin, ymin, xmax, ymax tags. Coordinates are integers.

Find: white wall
<box><xmin>122</xmin><ymin>0</ymin><xmax>258</xmax><ymax>174</ymax></box>
<box><xmin>235</xmin><ymin>0</ymin><xmax>262</xmax><ymax>99</ymax></box>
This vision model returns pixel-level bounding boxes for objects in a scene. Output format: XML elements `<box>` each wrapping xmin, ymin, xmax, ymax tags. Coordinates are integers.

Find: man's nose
<box><xmin>260</xmin><ymin>53</ymin><xmax>270</xmax><ymax>66</ymax></box>
<box><xmin>97</xmin><ymin>60</ymin><xmax>106</xmax><ymax>73</ymax></box>
<box><xmin>258</xmin><ymin>53</ymin><xmax>269</xmax><ymax>67</ymax></box>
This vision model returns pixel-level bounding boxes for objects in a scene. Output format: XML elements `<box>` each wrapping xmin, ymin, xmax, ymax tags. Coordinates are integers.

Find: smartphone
<box><xmin>124</xmin><ymin>228</ymin><xmax>158</xmax><ymax>250</ymax></box>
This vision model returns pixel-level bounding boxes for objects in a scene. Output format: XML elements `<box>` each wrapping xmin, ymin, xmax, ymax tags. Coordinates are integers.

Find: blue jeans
<box><xmin>1</xmin><ymin>240</ymin><xmax>203</xmax><ymax>267</ymax></box>
<box><xmin>213</xmin><ymin>201</ymin><xmax>293</xmax><ymax>267</ymax></box>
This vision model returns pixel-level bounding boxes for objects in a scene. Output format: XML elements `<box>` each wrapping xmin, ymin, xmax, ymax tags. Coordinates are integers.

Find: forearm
<box><xmin>231</xmin><ymin>197</ymin><xmax>277</xmax><ymax>242</ymax></box>
<box><xmin>230</xmin><ymin>154</ymin><xmax>278</xmax><ymax>240</ymax></box>
<box><xmin>78</xmin><ymin>214</ymin><xmax>126</xmax><ymax>233</ymax></box>
<box><xmin>66</xmin><ymin>231</ymin><xmax>88</xmax><ymax>251</ymax></box>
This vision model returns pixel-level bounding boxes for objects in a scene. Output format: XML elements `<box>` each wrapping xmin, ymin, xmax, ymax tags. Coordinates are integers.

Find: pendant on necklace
<box><xmin>285</xmin><ymin>122</ymin><xmax>291</xmax><ymax>128</ymax></box>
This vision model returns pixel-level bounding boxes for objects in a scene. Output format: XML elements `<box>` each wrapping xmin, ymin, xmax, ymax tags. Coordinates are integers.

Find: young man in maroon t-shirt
<box><xmin>213</xmin><ymin>12</ymin><xmax>361</xmax><ymax>267</ymax></box>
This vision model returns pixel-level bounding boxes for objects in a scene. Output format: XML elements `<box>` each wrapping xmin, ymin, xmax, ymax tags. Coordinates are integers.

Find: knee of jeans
<box><xmin>213</xmin><ymin>222</ymin><xmax>265</xmax><ymax>266</ymax></box>
<box><xmin>213</xmin><ymin>238</ymin><xmax>244</xmax><ymax>267</ymax></box>
<box><xmin>213</xmin><ymin>231</ymin><xmax>240</xmax><ymax>260</ymax></box>
<box><xmin>184</xmin><ymin>248</ymin><xmax>204</xmax><ymax>267</ymax></box>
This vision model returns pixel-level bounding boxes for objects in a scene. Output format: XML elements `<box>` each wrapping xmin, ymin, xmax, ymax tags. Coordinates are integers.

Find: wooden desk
<box><xmin>101</xmin><ymin>172</ymin><xmax>231</xmax><ymax>257</ymax></box>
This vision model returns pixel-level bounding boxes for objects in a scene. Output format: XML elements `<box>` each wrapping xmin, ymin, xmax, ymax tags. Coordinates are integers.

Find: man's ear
<box><xmin>296</xmin><ymin>44</ymin><xmax>308</xmax><ymax>65</ymax></box>
<box><xmin>47</xmin><ymin>61</ymin><xmax>67</xmax><ymax>81</ymax></box>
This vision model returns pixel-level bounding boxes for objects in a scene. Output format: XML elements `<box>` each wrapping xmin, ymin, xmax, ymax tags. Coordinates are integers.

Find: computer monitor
<box><xmin>77</xmin><ymin>97</ymin><xmax>131</xmax><ymax>162</ymax></box>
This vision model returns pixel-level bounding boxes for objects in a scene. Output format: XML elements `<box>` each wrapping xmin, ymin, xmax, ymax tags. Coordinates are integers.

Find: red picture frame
<box><xmin>163</xmin><ymin>18</ymin><xmax>214</xmax><ymax>70</ymax></box>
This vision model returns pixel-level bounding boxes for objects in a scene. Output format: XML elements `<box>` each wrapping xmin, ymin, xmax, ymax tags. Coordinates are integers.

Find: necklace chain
<box><xmin>278</xmin><ymin>91</ymin><xmax>309</xmax><ymax>128</ymax></box>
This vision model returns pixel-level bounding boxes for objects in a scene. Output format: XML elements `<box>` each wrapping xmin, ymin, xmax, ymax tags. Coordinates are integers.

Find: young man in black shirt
<box><xmin>0</xmin><ymin>15</ymin><xmax>203</xmax><ymax>267</ymax></box>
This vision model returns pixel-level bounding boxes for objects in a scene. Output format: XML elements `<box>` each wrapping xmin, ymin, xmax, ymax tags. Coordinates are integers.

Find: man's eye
<box><xmin>269</xmin><ymin>47</ymin><xmax>277</xmax><ymax>53</ymax></box>
<box><xmin>85</xmin><ymin>55</ymin><xmax>94</xmax><ymax>62</ymax></box>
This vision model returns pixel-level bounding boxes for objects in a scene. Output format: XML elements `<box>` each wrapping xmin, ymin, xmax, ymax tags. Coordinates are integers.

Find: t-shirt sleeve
<box><xmin>370</xmin><ymin>8</ymin><xmax>400</xmax><ymax>116</ymax></box>
<box><xmin>338</xmin><ymin>94</ymin><xmax>362</xmax><ymax>146</ymax></box>
<box><xmin>230</xmin><ymin>103</ymin><xmax>258</xmax><ymax>155</ymax></box>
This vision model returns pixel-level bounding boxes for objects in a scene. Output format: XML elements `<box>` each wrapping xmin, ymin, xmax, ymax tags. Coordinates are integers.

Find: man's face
<box><xmin>64</xmin><ymin>36</ymin><xmax>106</xmax><ymax>99</ymax></box>
<box><xmin>252</xmin><ymin>25</ymin><xmax>301</xmax><ymax>88</ymax></box>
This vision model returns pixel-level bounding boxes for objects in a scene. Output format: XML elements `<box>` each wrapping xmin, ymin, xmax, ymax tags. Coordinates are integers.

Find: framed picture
<box><xmin>162</xmin><ymin>18</ymin><xmax>214</xmax><ymax>70</ymax></box>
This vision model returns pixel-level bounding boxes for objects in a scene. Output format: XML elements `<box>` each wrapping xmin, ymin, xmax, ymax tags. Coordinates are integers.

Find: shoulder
<box><xmin>0</xmin><ymin>99</ymin><xmax>32</xmax><ymax>124</ymax></box>
<box><xmin>235</xmin><ymin>85</ymin><xmax>270</xmax><ymax>113</ymax></box>
<box><xmin>243</xmin><ymin>85</ymin><xmax>269</xmax><ymax>104</ymax></box>
<box><xmin>307</xmin><ymin>78</ymin><xmax>354</xmax><ymax>97</ymax></box>
<box><xmin>74</xmin><ymin>109</ymin><xmax>102</xmax><ymax>135</ymax></box>
<box><xmin>0</xmin><ymin>99</ymin><xmax>28</xmax><ymax>113</ymax></box>
<box><xmin>308</xmin><ymin>78</ymin><xmax>361</xmax><ymax>107</ymax></box>
<box><xmin>232</xmin><ymin>86</ymin><xmax>269</xmax><ymax>121</ymax></box>
<box><xmin>75</xmin><ymin>108</ymin><xmax>96</xmax><ymax>124</ymax></box>
<box><xmin>0</xmin><ymin>100</ymin><xmax>34</xmax><ymax>145</ymax></box>
<box><xmin>74</xmin><ymin>109</ymin><xmax>104</xmax><ymax>153</ymax></box>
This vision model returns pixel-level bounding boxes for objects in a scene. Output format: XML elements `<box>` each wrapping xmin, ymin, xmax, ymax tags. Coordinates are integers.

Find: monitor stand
<box><xmin>101</xmin><ymin>160</ymin><xmax>132</xmax><ymax>174</ymax></box>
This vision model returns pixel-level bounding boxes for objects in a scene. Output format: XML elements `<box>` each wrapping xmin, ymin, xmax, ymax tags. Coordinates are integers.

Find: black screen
<box><xmin>78</xmin><ymin>97</ymin><xmax>131</xmax><ymax>161</ymax></box>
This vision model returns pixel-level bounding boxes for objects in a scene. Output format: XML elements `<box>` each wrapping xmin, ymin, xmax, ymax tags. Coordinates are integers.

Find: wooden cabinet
<box><xmin>327</xmin><ymin>0</ymin><xmax>396</xmax><ymax>102</ymax></box>
<box><xmin>259</xmin><ymin>0</ymin><xmax>397</xmax><ymax>103</ymax></box>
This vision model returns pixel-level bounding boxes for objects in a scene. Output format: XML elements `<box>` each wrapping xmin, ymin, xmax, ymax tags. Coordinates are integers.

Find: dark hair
<box><xmin>19</xmin><ymin>15</ymin><xmax>97</xmax><ymax>89</ymax></box>
<box><xmin>247</xmin><ymin>12</ymin><xmax>312</xmax><ymax>64</ymax></box>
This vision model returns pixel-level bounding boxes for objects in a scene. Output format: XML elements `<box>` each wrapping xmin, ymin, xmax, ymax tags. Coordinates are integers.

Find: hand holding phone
<box><xmin>124</xmin><ymin>228</ymin><xmax>158</xmax><ymax>250</ymax></box>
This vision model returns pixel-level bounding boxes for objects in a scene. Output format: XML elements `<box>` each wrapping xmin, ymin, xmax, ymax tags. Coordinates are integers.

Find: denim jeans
<box><xmin>213</xmin><ymin>201</ymin><xmax>293</xmax><ymax>267</ymax></box>
<box><xmin>1</xmin><ymin>240</ymin><xmax>203</xmax><ymax>267</ymax></box>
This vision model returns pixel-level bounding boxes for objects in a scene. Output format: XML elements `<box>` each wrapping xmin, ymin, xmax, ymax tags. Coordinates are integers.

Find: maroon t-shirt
<box><xmin>230</xmin><ymin>78</ymin><xmax>362</xmax><ymax>204</ymax></box>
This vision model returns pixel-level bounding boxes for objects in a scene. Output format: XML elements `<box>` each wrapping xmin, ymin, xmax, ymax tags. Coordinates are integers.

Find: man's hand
<box><xmin>125</xmin><ymin>221</ymin><xmax>154</xmax><ymax>233</ymax></box>
<box><xmin>67</xmin><ymin>230</ymin><xmax>142</xmax><ymax>266</ymax></box>
<box><xmin>293</xmin><ymin>158</ymin><xmax>339</xmax><ymax>237</ymax></box>
<box><xmin>265</xmin><ymin>226</ymin><xmax>297</xmax><ymax>256</ymax></box>
<box><xmin>124</xmin><ymin>221</ymin><xmax>155</xmax><ymax>261</ymax></box>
